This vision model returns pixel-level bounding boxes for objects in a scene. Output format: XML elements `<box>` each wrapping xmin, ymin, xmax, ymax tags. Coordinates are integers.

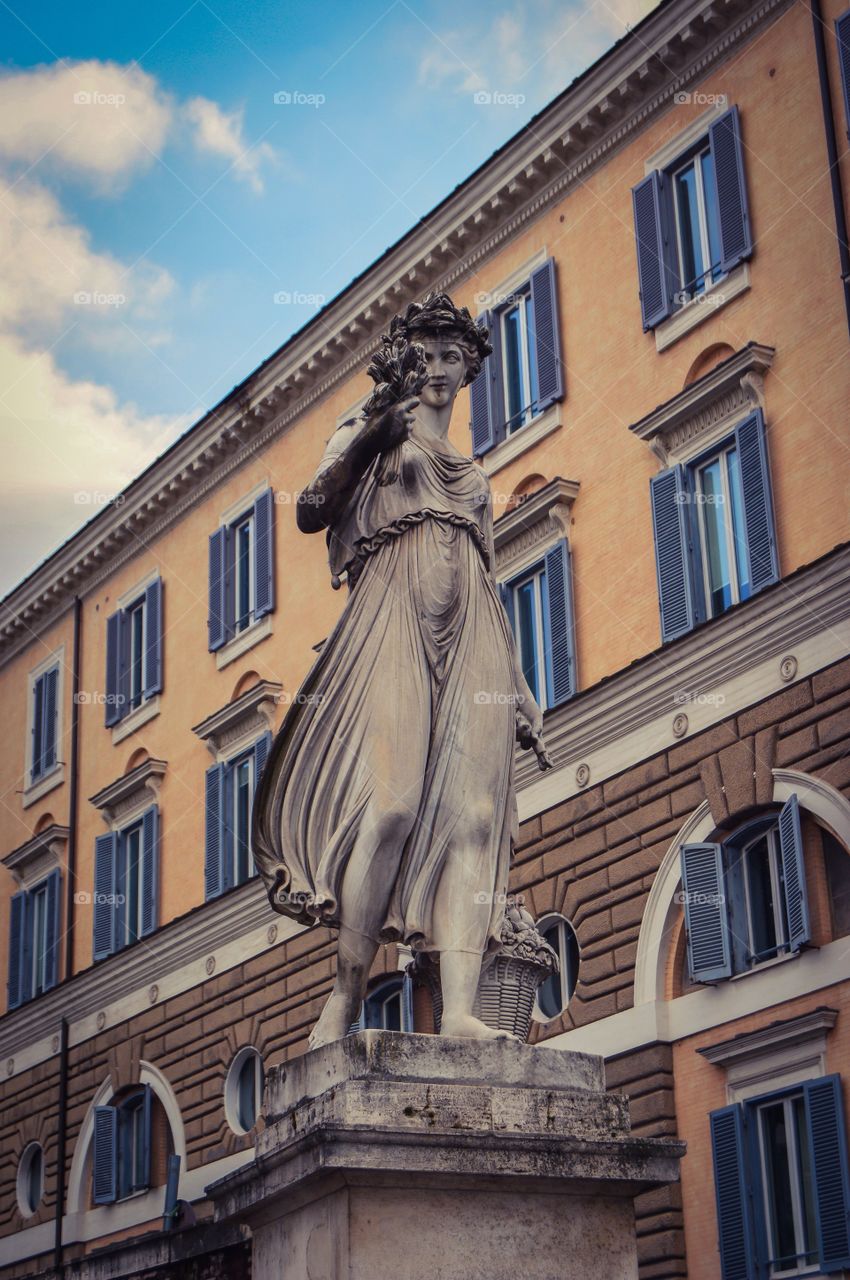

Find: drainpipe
<box><xmin>811</xmin><ymin>0</ymin><xmax>850</xmax><ymax>337</ymax></box>
<box><xmin>54</xmin><ymin>594</ymin><xmax>81</xmax><ymax>1274</ymax></box>
<box><xmin>52</xmin><ymin>1018</ymin><xmax>69</xmax><ymax>1274</ymax></box>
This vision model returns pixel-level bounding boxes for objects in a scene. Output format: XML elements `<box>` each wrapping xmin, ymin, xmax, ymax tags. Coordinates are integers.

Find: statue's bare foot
<box><xmin>308</xmin><ymin>990</ymin><xmax>357</xmax><ymax>1050</ymax></box>
<box><xmin>440</xmin><ymin>1014</ymin><xmax>519</xmax><ymax>1040</ymax></box>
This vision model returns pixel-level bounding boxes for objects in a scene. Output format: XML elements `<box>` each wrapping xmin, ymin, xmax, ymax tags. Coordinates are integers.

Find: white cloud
<box><xmin>186</xmin><ymin>96</ymin><xmax>276</xmax><ymax>193</ymax></box>
<box><xmin>418</xmin><ymin>0</ymin><xmax>662</xmax><ymax>103</ymax></box>
<box><xmin>0</xmin><ymin>60</ymin><xmax>172</xmax><ymax>189</ymax></box>
<box><xmin>0</xmin><ymin>178</ymin><xmax>173</xmax><ymax>340</ymax></box>
<box><xmin>0</xmin><ymin>333</ymin><xmax>186</xmax><ymax>594</ymax></box>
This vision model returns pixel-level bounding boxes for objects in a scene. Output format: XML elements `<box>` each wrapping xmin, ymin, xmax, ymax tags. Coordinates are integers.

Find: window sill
<box><xmin>22</xmin><ymin>765</ymin><xmax>65</xmax><ymax>809</ymax></box>
<box><xmin>215</xmin><ymin>614</ymin><xmax>273</xmax><ymax>671</ymax></box>
<box><xmin>729</xmin><ymin>947</ymin><xmax>809</xmax><ymax>982</ymax></box>
<box><xmin>654</xmin><ymin>262</ymin><xmax>750</xmax><ymax>353</ymax></box>
<box><xmin>111</xmin><ymin>695</ymin><xmax>161</xmax><ymax>746</ymax></box>
<box><xmin>478</xmin><ymin>402</ymin><xmax>563</xmax><ymax>477</ymax></box>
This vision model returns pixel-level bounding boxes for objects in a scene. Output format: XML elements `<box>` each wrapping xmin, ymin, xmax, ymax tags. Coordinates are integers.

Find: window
<box><xmin>680</xmin><ymin>795</ymin><xmax>810</xmax><ymax>984</ymax></box>
<box><xmin>534</xmin><ymin>915</ymin><xmax>580</xmax><ymax>1021</ymax></box>
<box><xmin>225</xmin><ymin>1047</ymin><xmax>264</xmax><ymax>1135</ymax></box>
<box><xmin>500</xmin><ymin>540</ymin><xmax>576</xmax><ymax>710</ymax></box>
<box><xmin>208</xmin><ymin>489</ymin><xmax>274</xmax><ymax>652</ymax></box>
<box><xmin>350</xmin><ymin>975</ymin><xmax>413</xmax><ymax>1033</ymax></box>
<box><xmin>7</xmin><ymin>870</ymin><xmax>61</xmax><ymax>1009</ymax></box>
<box><xmin>824</xmin><ymin>828</ymin><xmax>850</xmax><ymax>938</ymax></box>
<box><xmin>837</xmin><ymin>10</ymin><xmax>850</xmax><ymax>144</ymax></box>
<box><xmin>16</xmin><ymin>1143</ymin><xmax>44</xmax><ymax>1217</ymax></box>
<box><xmin>632</xmin><ymin>106</ymin><xmax>752</xmax><ymax>330</ymax></box>
<box><xmin>93</xmin><ymin>1086</ymin><xmax>152</xmax><ymax>1204</ymax></box>
<box><xmin>29</xmin><ymin>664</ymin><xmax>59</xmax><ymax>784</ymax></box>
<box><xmin>650</xmin><ymin>409</ymin><xmax>778</xmax><ymax>642</ymax></box>
<box><xmin>710</xmin><ymin>1077</ymin><xmax>850</xmax><ymax>1278</ymax></box>
<box><xmin>204</xmin><ymin>733</ymin><xmax>272</xmax><ymax>900</ymax></box>
<box><xmin>470</xmin><ymin>258</ymin><xmax>564</xmax><ymax>456</ymax></box>
<box><xmin>105</xmin><ymin>579</ymin><xmax>163</xmax><ymax>728</ymax></box>
<box><xmin>93</xmin><ymin>807</ymin><xmax>158</xmax><ymax>961</ymax></box>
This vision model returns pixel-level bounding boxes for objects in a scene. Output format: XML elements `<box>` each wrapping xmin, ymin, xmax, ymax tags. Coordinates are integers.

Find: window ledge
<box><xmin>21</xmin><ymin>765</ymin><xmax>65</xmax><ymax>809</ymax></box>
<box><xmin>215</xmin><ymin>614</ymin><xmax>273</xmax><ymax>671</ymax></box>
<box><xmin>111</xmin><ymin>695</ymin><xmax>161</xmax><ymax>746</ymax></box>
<box><xmin>478</xmin><ymin>402</ymin><xmax>562</xmax><ymax>477</ymax></box>
<box><xmin>728</xmin><ymin>947</ymin><xmax>806</xmax><ymax>982</ymax></box>
<box><xmin>654</xmin><ymin>262</ymin><xmax>750</xmax><ymax>353</ymax></box>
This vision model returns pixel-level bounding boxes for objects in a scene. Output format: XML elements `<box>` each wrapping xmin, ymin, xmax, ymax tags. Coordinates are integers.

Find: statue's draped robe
<box><xmin>252</xmin><ymin>417</ymin><xmax>519</xmax><ymax>954</ymax></box>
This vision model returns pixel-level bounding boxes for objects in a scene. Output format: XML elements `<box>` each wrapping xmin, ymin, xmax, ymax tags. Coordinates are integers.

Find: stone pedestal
<box><xmin>206</xmin><ymin>1032</ymin><xmax>684</xmax><ymax>1280</ymax></box>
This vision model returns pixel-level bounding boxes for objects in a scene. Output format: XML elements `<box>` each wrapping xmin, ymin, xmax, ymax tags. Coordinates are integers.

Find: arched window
<box><xmin>349</xmin><ymin>975</ymin><xmax>413</xmax><ymax>1033</ymax></box>
<box><xmin>533</xmin><ymin>914</ymin><xmax>580</xmax><ymax>1021</ymax></box>
<box><xmin>680</xmin><ymin>794</ymin><xmax>809</xmax><ymax>983</ymax></box>
<box><xmin>17</xmin><ymin>1142</ymin><xmax>44</xmax><ymax>1217</ymax></box>
<box><xmin>92</xmin><ymin>1086</ymin><xmax>152</xmax><ymax>1204</ymax></box>
<box><xmin>225</xmin><ymin>1047</ymin><xmax>264</xmax><ymax>1135</ymax></box>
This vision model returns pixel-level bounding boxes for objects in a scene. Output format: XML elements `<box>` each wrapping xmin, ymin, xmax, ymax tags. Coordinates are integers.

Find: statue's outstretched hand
<box><xmin>515</xmin><ymin>708</ymin><xmax>555</xmax><ymax>772</ymax></box>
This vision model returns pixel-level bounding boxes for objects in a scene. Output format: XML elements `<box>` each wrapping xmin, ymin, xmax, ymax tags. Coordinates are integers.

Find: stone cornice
<box><xmin>494</xmin><ymin>478</ymin><xmax>580</xmax><ymax>577</ymax></box>
<box><xmin>0</xmin><ymin>877</ymin><xmax>280</xmax><ymax>1070</ymax></box>
<box><xmin>89</xmin><ymin>758</ymin><xmax>167</xmax><ymax>824</ymax></box>
<box><xmin>629</xmin><ymin>341</ymin><xmax>776</xmax><ymax>463</ymax></box>
<box><xmin>515</xmin><ymin>543</ymin><xmax>850</xmax><ymax>794</ymax></box>
<box><xmin>192</xmin><ymin>680</ymin><xmax>282</xmax><ymax>757</ymax></box>
<box><xmin>0</xmin><ymin>0</ymin><xmax>796</xmax><ymax>667</ymax></box>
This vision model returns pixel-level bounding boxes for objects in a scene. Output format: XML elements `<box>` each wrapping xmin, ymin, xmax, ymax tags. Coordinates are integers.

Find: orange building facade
<box><xmin>2</xmin><ymin>0</ymin><xmax>850</xmax><ymax>1274</ymax></box>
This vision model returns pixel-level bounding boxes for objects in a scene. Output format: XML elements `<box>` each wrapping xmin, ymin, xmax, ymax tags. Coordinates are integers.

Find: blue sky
<box><xmin>0</xmin><ymin>0</ymin><xmax>656</xmax><ymax>594</ymax></box>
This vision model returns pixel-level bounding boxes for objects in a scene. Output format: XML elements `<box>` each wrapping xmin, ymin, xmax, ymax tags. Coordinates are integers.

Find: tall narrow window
<box><xmin>512</xmin><ymin>565</ymin><xmax>548</xmax><ymax>708</ymax></box>
<box><xmin>501</xmin><ymin>289</ymin><xmax>537</xmax><ymax>434</ymax></box>
<box><xmin>695</xmin><ymin>442</ymin><xmax>751</xmax><ymax>616</ymax></box>
<box><xmin>208</xmin><ymin>491</ymin><xmax>274</xmax><ymax>652</ymax></box>
<box><xmin>204</xmin><ymin>734</ymin><xmax>271</xmax><ymax>900</ymax></box>
<box><xmin>232</xmin><ymin>753</ymin><xmax>253</xmax><ymax>886</ymax></box>
<box><xmin>233</xmin><ymin>512</ymin><xmax>255</xmax><ymax>634</ymax></box>
<box><xmin>672</xmin><ymin>145</ymin><xmax>723</xmax><ymax>300</ymax></box>
<box><xmin>756</xmin><ymin>1093</ymin><xmax>819</xmax><ymax>1275</ymax></box>
<box><xmin>29</xmin><ymin>664</ymin><xmax>59</xmax><ymax>782</ymax></box>
<box><xmin>127</xmin><ymin>598</ymin><xmax>146</xmax><ymax>712</ymax></box>
<box><xmin>105</xmin><ymin>578</ymin><xmax>163</xmax><ymax>728</ymax></box>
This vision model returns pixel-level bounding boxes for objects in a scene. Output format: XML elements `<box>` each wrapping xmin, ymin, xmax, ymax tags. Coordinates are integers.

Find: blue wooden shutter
<box><xmin>42</xmin><ymin>666</ymin><xmax>58</xmax><ymax>772</ymax></box>
<box><xmin>105</xmin><ymin>610</ymin><xmax>124</xmax><ymax>726</ymax></box>
<box><xmin>139</xmin><ymin>1086</ymin><xmax>153</xmax><ymax>1191</ymax></box>
<box><xmin>710</xmin><ymin>1105</ymin><xmax>757</xmax><ymax>1280</ymax></box>
<box><xmin>735</xmin><ymin>409</ymin><xmax>779</xmax><ymax>594</ymax></box>
<box><xmin>7</xmin><ymin>890</ymin><xmax>26</xmax><ymax>1010</ymax></box>
<box><xmin>253</xmin><ymin>490</ymin><xmax>275</xmax><ymax>620</ymax></box>
<box><xmin>776</xmin><ymin>793</ymin><xmax>810</xmax><ymax>951</ymax></box>
<box><xmin>499</xmin><ymin>582</ymin><xmax>516</xmax><ymax>634</ymax></box>
<box><xmin>837</xmin><ymin>10</ymin><xmax>850</xmax><ymax>142</ymax></box>
<box><xmin>529</xmin><ymin>258</ymin><xmax>564</xmax><ymax>410</ymax></box>
<box><xmin>93</xmin><ymin>832</ymin><xmax>117</xmax><ymax>961</ymax></box>
<box><xmin>544</xmin><ymin>540</ymin><xmax>576</xmax><ymax>706</ymax></box>
<box><xmin>43</xmin><ymin>868</ymin><xmax>61</xmax><ymax>992</ymax></box>
<box><xmin>469</xmin><ymin>311</ymin><xmax>497</xmax><ymax>455</ymax></box>
<box><xmin>143</xmin><ymin>578</ymin><xmax>163</xmax><ymax>698</ymax></box>
<box><xmin>208</xmin><ymin>527</ymin><xmax>230</xmax><ymax>652</ymax></box>
<box><xmin>92</xmin><ymin>1105</ymin><xmax>118</xmax><ymax>1204</ymax></box>
<box><xmin>680</xmin><ymin>842</ymin><xmax>732</xmax><ymax>982</ymax></box>
<box><xmin>805</xmin><ymin>1075</ymin><xmax>850</xmax><ymax>1271</ymax></box>
<box><xmin>708</xmin><ymin>107</ymin><xmax>753</xmax><ymax>274</ymax></box>
<box><xmin>204</xmin><ymin>763</ymin><xmax>226</xmax><ymax>900</ymax></box>
<box><xmin>140</xmin><ymin>807</ymin><xmax>158</xmax><ymax>938</ymax></box>
<box><xmin>632</xmin><ymin>170</ymin><xmax>674</xmax><ymax>330</ymax></box>
<box><xmin>650</xmin><ymin>465</ymin><xmax>697</xmax><ymax>642</ymax></box>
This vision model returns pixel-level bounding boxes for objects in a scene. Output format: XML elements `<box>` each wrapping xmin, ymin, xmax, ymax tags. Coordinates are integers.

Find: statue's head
<box><xmin>392</xmin><ymin>292</ymin><xmax>492</xmax><ymax>388</ymax></box>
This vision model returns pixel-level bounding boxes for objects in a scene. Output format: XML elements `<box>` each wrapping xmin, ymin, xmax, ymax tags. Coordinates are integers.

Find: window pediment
<box><xmin>192</xmin><ymin>679</ymin><xmax>281</xmax><ymax>760</ymax></box>
<box><xmin>630</xmin><ymin>341</ymin><xmax>774</xmax><ymax>465</ymax></box>
<box><xmin>89</xmin><ymin>759</ymin><xmax>167</xmax><ymax>826</ymax></box>
<box><xmin>494</xmin><ymin>477</ymin><xmax>579</xmax><ymax>580</ymax></box>
<box><xmin>2</xmin><ymin>824</ymin><xmax>69</xmax><ymax>890</ymax></box>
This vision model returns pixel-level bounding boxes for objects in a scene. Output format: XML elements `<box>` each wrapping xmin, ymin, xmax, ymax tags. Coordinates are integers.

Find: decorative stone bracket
<box><xmin>89</xmin><ymin>758</ymin><xmax>167</xmax><ymax>827</ymax></box>
<box><xmin>192</xmin><ymin>680</ymin><xmax>282</xmax><ymax>760</ymax></box>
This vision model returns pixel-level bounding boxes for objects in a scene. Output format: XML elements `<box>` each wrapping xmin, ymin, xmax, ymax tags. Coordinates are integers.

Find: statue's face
<box><xmin>416</xmin><ymin>338</ymin><xmax>466</xmax><ymax>409</ymax></box>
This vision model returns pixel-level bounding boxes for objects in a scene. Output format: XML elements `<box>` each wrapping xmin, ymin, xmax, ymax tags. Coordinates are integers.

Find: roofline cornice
<box><xmin>0</xmin><ymin>0</ymin><xmax>795</xmax><ymax>667</ymax></box>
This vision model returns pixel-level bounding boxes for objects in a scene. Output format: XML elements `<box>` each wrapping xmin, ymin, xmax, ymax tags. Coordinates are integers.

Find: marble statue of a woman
<box><xmin>252</xmin><ymin>293</ymin><xmax>552</xmax><ymax>1047</ymax></box>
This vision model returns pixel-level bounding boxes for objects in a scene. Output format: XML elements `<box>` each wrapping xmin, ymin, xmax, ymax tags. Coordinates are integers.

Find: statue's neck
<box><xmin>414</xmin><ymin>400</ymin><xmax>453</xmax><ymax>441</ymax></box>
